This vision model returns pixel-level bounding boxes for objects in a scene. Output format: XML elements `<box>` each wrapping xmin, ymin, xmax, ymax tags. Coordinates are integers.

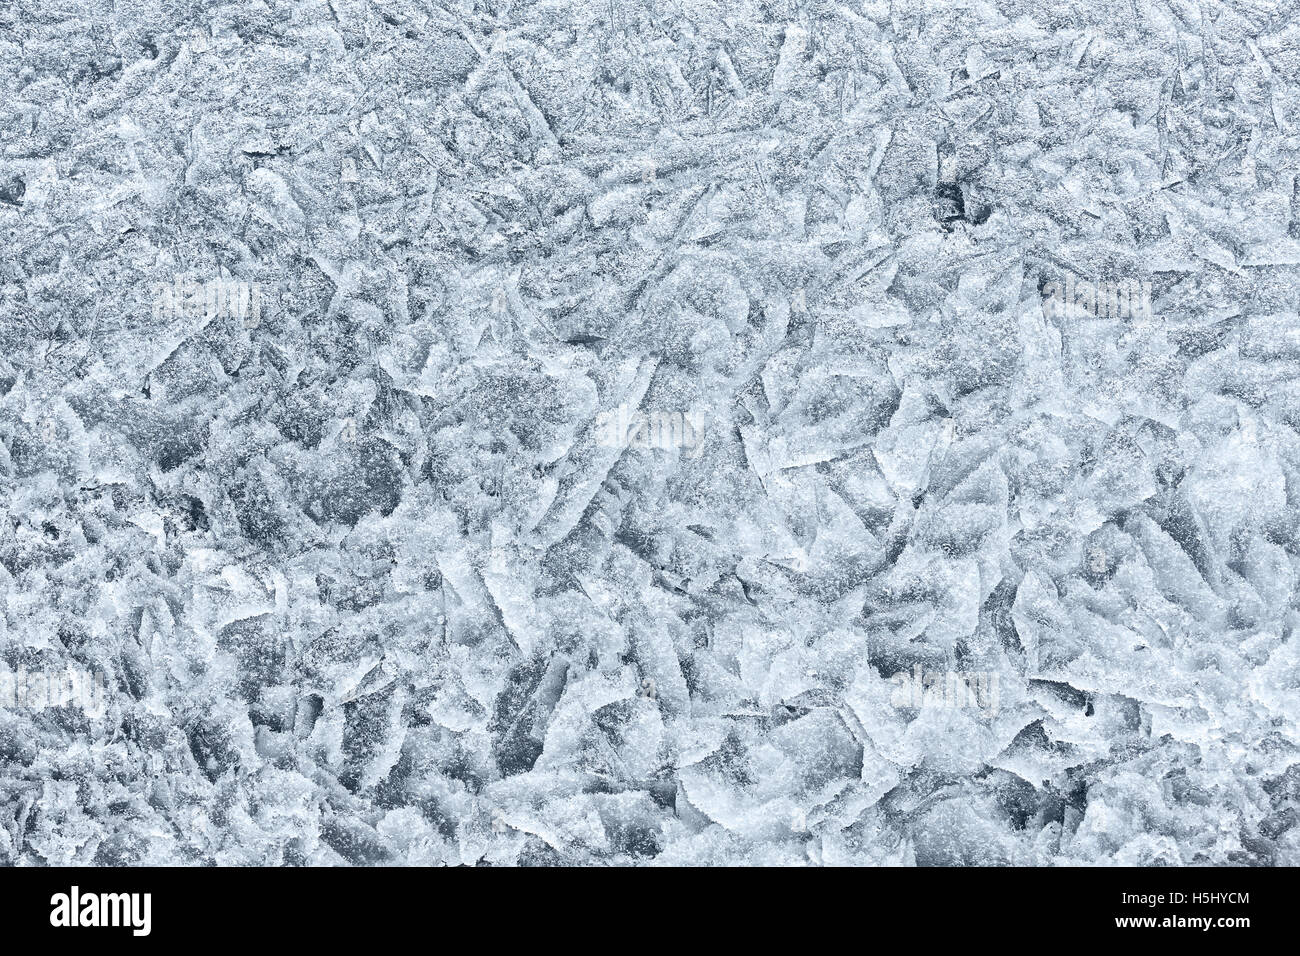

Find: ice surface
<box><xmin>1</xmin><ymin>0</ymin><xmax>1299</xmax><ymax>866</ymax></box>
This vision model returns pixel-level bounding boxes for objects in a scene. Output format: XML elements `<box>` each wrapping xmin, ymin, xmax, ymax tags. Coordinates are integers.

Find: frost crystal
<box><xmin>0</xmin><ymin>0</ymin><xmax>1297</xmax><ymax>867</ymax></box>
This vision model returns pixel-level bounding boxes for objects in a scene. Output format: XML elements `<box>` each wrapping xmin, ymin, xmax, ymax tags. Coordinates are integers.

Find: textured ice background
<box><xmin>2</xmin><ymin>0</ymin><xmax>1300</xmax><ymax>866</ymax></box>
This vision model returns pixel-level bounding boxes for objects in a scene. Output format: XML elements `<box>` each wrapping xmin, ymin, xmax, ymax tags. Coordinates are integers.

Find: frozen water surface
<box><xmin>1</xmin><ymin>0</ymin><xmax>1299</xmax><ymax>866</ymax></box>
